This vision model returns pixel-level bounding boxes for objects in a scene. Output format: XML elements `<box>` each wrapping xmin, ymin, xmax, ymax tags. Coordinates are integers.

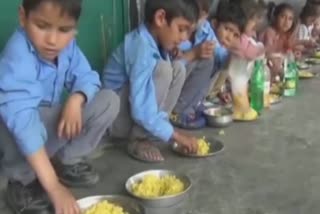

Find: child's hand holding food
<box><xmin>173</xmin><ymin>130</ymin><xmax>198</xmax><ymax>154</ymax></box>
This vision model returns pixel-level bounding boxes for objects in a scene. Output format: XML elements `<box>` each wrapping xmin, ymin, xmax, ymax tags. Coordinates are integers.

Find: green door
<box><xmin>78</xmin><ymin>0</ymin><xmax>130</xmax><ymax>72</ymax></box>
<box><xmin>0</xmin><ymin>0</ymin><xmax>129</xmax><ymax>72</ymax></box>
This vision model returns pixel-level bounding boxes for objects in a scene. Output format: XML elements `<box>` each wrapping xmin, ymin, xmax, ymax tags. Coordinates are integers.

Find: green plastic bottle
<box><xmin>250</xmin><ymin>60</ymin><xmax>265</xmax><ymax>114</ymax></box>
<box><xmin>283</xmin><ymin>51</ymin><xmax>297</xmax><ymax>97</ymax></box>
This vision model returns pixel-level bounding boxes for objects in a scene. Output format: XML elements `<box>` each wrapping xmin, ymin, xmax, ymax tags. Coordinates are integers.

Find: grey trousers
<box><xmin>0</xmin><ymin>89</ymin><xmax>120</xmax><ymax>185</ymax></box>
<box><xmin>110</xmin><ymin>60</ymin><xmax>186</xmax><ymax>140</ymax></box>
<box><xmin>174</xmin><ymin>58</ymin><xmax>215</xmax><ymax>114</ymax></box>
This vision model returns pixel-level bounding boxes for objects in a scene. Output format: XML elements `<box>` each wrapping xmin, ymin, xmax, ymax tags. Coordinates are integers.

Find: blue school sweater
<box><xmin>0</xmin><ymin>28</ymin><xmax>101</xmax><ymax>156</ymax></box>
<box><xmin>103</xmin><ymin>24</ymin><xmax>174</xmax><ymax>142</ymax></box>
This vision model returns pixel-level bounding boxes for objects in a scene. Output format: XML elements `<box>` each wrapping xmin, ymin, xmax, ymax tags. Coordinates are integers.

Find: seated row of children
<box><xmin>0</xmin><ymin>0</ymin><xmax>318</xmax><ymax>213</ymax></box>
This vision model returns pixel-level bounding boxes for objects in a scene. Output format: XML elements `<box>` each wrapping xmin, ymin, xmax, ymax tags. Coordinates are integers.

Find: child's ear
<box><xmin>19</xmin><ymin>5</ymin><xmax>27</xmax><ymax>28</ymax></box>
<box><xmin>154</xmin><ymin>9</ymin><xmax>167</xmax><ymax>28</ymax></box>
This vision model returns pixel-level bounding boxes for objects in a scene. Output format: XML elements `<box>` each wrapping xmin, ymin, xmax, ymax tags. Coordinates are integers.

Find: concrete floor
<box><xmin>1</xmin><ymin>77</ymin><xmax>320</xmax><ymax>214</ymax></box>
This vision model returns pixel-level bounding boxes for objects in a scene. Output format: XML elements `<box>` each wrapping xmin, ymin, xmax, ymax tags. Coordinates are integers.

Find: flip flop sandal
<box><xmin>127</xmin><ymin>141</ymin><xmax>165</xmax><ymax>163</ymax></box>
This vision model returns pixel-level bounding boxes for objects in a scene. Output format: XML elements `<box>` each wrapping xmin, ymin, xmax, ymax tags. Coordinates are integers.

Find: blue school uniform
<box><xmin>103</xmin><ymin>24</ymin><xmax>174</xmax><ymax>142</ymax></box>
<box><xmin>0</xmin><ymin>28</ymin><xmax>101</xmax><ymax>156</ymax></box>
<box><xmin>179</xmin><ymin>20</ymin><xmax>229</xmax><ymax>72</ymax></box>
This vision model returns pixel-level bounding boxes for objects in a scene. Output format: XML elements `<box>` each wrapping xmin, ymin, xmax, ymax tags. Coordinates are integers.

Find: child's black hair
<box><xmin>300</xmin><ymin>4</ymin><xmax>318</xmax><ymax>24</ymax></box>
<box><xmin>196</xmin><ymin>0</ymin><xmax>212</xmax><ymax>13</ymax></box>
<box><xmin>267</xmin><ymin>2</ymin><xmax>295</xmax><ymax>25</ymax></box>
<box><xmin>210</xmin><ymin>1</ymin><xmax>247</xmax><ymax>33</ymax></box>
<box><xmin>144</xmin><ymin>0</ymin><xmax>200</xmax><ymax>25</ymax></box>
<box><xmin>22</xmin><ymin>0</ymin><xmax>82</xmax><ymax>20</ymax></box>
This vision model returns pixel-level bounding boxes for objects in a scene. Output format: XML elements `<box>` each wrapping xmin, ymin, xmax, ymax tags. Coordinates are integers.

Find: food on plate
<box><xmin>299</xmin><ymin>70</ymin><xmax>314</xmax><ymax>78</ymax></box>
<box><xmin>84</xmin><ymin>200</ymin><xmax>128</xmax><ymax>214</ymax></box>
<box><xmin>131</xmin><ymin>174</ymin><xmax>184</xmax><ymax>198</ymax></box>
<box><xmin>197</xmin><ymin>137</ymin><xmax>210</xmax><ymax>156</ymax></box>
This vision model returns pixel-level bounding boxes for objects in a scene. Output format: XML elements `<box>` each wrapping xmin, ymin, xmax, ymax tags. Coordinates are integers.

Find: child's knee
<box><xmin>198</xmin><ymin>58</ymin><xmax>215</xmax><ymax>71</ymax></box>
<box><xmin>91</xmin><ymin>89</ymin><xmax>120</xmax><ymax>125</ymax></box>
<box><xmin>172</xmin><ymin>61</ymin><xmax>186</xmax><ymax>83</ymax></box>
<box><xmin>154</xmin><ymin>60</ymin><xmax>174</xmax><ymax>84</ymax></box>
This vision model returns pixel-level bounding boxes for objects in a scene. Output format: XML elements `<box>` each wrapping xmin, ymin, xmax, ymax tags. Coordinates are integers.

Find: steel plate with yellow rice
<box><xmin>126</xmin><ymin>170</ymin><xmax>191</xmax><ymax>207</ymax></box>
<box><xmin>77</xmin><ymin>195</ymin><xmax>145</xmax><ymax>214</ymax></box>
<box><xmin>172</xmin><ymin>137</ymin><xmax>224</xmax><ymax>158</ymax></box>
<box><xmin>299</xmin><ymin>70</ymin><xmax>316</xmax><ymax>79</ymax></box>
<box><xmin>84</xmin><ymin>200</ymin><xmax>128</xmax><ymax>214</ymax></box>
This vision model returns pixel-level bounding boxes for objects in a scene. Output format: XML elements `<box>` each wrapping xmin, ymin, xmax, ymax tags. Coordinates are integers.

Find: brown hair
<box><xmin>196</xmin><ymin>0</ymin><xmax>211</xmax><ymax>13</ymax></box>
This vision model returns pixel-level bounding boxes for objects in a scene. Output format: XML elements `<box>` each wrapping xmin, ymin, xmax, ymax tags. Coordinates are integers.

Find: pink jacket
<box><xmin>232</xmin><ymin>34</ymin><xmax>265</xmax><ymax>60</ymax></box>
<box><xmin>259</xmin><ymin>26</ymin><xmax>298</xmax><ymax>54</ymax></box>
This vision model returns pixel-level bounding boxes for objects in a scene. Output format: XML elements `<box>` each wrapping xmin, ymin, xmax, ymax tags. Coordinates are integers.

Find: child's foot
<box><xmin>170</xmin><ymin>113</ymin><xmax>206</xmax><ymax>129</ymax></box>
<box><xmin>128</xmin><ymin>141</ymin><xmax>164</xmax><ymax>163</ymax></box>
<box><xmin>6</xmin><ymin>180</ymin><xmax>53</xmax><ymax>214</ymax></box>
<box><xmin>53</xmin><ymin>161</ymin><xmax>99</xmax><ymax>188</ymax></box>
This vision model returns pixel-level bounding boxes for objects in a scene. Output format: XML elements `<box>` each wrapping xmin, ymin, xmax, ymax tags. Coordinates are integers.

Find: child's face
<box><xmin>215</xmin><ymin>22</ymin><xmax>241</xmax><ymax>49</ymax></box>
<box><xmin>154</xmin><ymin>11</ymin><xmax>193</xmax><ymax>51</ymax></box>
<box><xmin>276</xmin><ymin>9</ymin><xmax>294</xmax><ymax>33</ymax></box>
<box><xmin>314</xmin><ymin>17</ymin><xmax>320</xmax><ymax>30</ymax></box>
<box><xmin>19</xmin><ymin>1</ymin><xmax>77</xmax><ymax>61</ymax></box>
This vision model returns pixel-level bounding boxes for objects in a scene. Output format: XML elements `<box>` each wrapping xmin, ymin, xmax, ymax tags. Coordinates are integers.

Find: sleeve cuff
<box><xmin>73</xmin><ymin>84</ymin><xmax>100</xmax><ymax>104</ymax></box>
<box><xmin>156</xmin><ymin>121</ymin><xmax>174</xmax><ymax>143</ymax></box>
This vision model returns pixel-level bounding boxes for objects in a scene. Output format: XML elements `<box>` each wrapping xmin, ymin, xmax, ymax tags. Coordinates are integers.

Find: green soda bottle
<box><xmin>283</xmin><ymin>51</ymin><xmax>297</xmax><ymax>97</ymax></box>
<box><xmin>250</xmin><ymin>60</ymin><xmax>265</xmax><ymax>114</ymax></box>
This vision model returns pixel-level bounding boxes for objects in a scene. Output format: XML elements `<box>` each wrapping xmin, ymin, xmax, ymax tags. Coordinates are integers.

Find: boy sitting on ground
<box><xmin>103</xmin><ymin>0</ymin><xmax>200</xmax><ymax>163</ymax></box>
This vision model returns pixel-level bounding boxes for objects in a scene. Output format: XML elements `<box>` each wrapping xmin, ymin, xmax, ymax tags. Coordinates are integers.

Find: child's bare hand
<box><xmin>48</xmin><ymin>182</ymin><xmax>80</xmax><ymax>214</ymax></box>
<box><xmin>58</xmin><ymin>93</ymin><xmax>85</xmax><ymax>140</ymax></box>
<box><xmin>195</xmin><ymin>41</ymin><xmax>215</xmax><ymax>59</ymax></box>
<box><xmin>173</xmin><ymin>130</ymin><xmax>198</xmax><ymax>154</ymax></box>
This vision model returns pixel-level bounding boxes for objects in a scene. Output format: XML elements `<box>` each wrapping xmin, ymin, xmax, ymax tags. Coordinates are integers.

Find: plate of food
<box><xmin>172</xmin><ymin>137</ymin><xmax>224</xmax><ymax>158</ymax></box>
<box><xmin>297</xmin><ymin>61</ymin><xmax>310</xmax><ymax>70</ymax></box>
<box><xmin>305</xmin><ymin>58</ymin><xmax>320</xmax><ymax>64</ymax></box>
<box><xmin>299</xmin><ymin>70</ymin><xmax>317</xmax><ymax>79</ymax></box>
<box><xmin>126</xmin><ymin>170</ymin><xmax>191</xmax><ymax>207</ymax></box>
<box><xmin>78</xmin><ymin>195</ymin><xmax>145</xmax><ymax>214</ymax></box>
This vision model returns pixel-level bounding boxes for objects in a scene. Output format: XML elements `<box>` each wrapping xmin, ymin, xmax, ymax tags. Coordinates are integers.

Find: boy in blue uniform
<box><xmin>0</xmin><ymin>0</ymin><xmax>119</xmax><ymax>213</ymax></box>
<box><xmin>103</xmin><ymin>0</ymin><xmax>200</xmax><ymax>163</ymax></box>
<box><xmin>171</xmin><ymin>1</ymin><xmax>247</xmax><ymax>129</ymax></box>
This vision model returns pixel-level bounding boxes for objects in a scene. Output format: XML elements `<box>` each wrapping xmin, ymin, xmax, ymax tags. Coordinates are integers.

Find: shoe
<box><xmin>53</xmin><ymin>161</ymin><xmax>99</xmax><ymax>188</ymax></box>
<box><xmin>6</xmin><ymin>180</ymin><xmax>53</xmax><ymax>214</ymax></box>
<box><xmin>170</xmin><ymin>113</ymin><xmax>206</xmax><ymax>129</ymax></box>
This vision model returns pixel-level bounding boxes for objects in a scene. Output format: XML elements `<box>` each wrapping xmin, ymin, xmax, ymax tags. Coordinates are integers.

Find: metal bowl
<box><xmin>297</xmin><ymin>62</ymin><xmax>310</xmax><ymax>70</ymax></box>
<box><xmin>78</xmin><ymin>195</ymin><xmax>145</xmax><ymax>214</ymax></box>
<box><xmin>305</xmin><ymin>58</ymin><xmax>320</xmax><ymax>64</ymax></box>
<box><xmin>172</xmin><ymin>137</ymin><xmax>224</xmax><ymax>158</ymax></box>
<box><xmin>125</xmin><ymin>170</ymin><xmax>191</xmax><ymax>208</ymax></box>
<box><xmin>204</xmin><ymin>107</ymin><xmax>233</xmax><ymax>128</ymax></box>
